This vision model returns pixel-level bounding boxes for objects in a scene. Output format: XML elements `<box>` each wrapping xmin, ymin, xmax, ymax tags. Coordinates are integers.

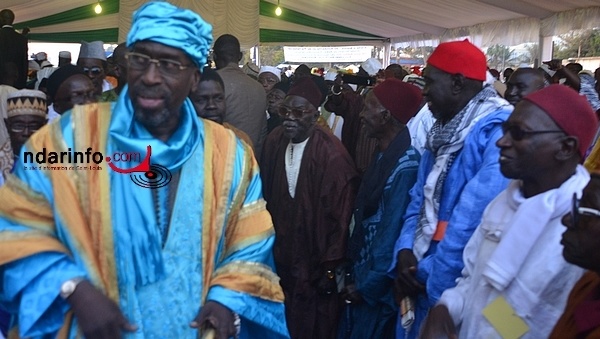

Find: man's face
<box><xmin>360</xmin><ymin>91</ymin><xmax>387</xmax><ymax>138</ymax></box>
<box><xmin>5</xmin><ymin>115</ymin><xmax>47</xmax><ymax>155</ymax></box>
<box><xmin>53</xmin><ymin>74</ymin><xmax>97</xmax><ymax>114</ymax></box>
<box><xmin>127</xmin><ymin>41</ymin><xmax>199</xmax><ymax>132</ymax></box>
<box><xmin>561</xmin><ymin>175</ymin><xmax>600</xmax><ymax>272</ymax></box>
<box><xmin>77</xmin><ymin>58</ymin><xmax>106</xmax><ymax>96</ymax></box>
<box><xmin>267</xmin><ymin>88</ymin><xmax>286</xmax><ymax>115</ymax></box>
<box><xmin>504</xmin><ymin>70</ymin><xmax>544</xmax><ymax>106</ymax></box>
<box><xmin>190</xmin><ymin>80</ymin><xmax>226</xmax><ymax>124</ymax></box>
<box><xmin>422</xmin><ymin>65</ymin><xmax>457</xmax><ymax>123</ymax></box>
<box><xmin>258</xmin><ymin>72</ymin><xmax>279</xmax><ymax>92</ymax></box>
<box><xmin>496</xmin><ymin>100</ymin><xmax>564</xmax><ymax>181</ymax></box>
<box><xmin>279</xmin><ymin>95</ymin><xmax>317</xmax><ymax>143</ymax></box>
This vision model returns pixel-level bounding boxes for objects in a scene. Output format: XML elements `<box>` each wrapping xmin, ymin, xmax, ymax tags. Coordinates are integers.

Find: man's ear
<box><xmin>556</xmin><ymin>136</ymin><xmax>579</xmax><ymax>161</ymax></box>
<box><xmin>311</xmin><ymin>110</ymin><xmax>319</xmax><ymax>124</ymax></box>
<box><xmin>380</xmin><ymin>109</ymin><xmax>392</xmax><ymax>124</ymax></box>
<box><xmin>450</xmin><ymin>73</ymin><xmax>466</xmax><ymax>94</ymax></box>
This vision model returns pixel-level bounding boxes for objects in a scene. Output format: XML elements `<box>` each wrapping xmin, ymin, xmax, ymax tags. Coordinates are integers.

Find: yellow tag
<box><xmin>482</xmin><ymin>296</ymin><xmax>529</xmax><ymax>339</ymax></box>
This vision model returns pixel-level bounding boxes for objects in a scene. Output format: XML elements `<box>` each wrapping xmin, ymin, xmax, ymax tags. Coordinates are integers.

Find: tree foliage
<box><xmin>486</xmin><ymin>44</ymin><xmax>516</xmax><ymax>70</ymax></box>
<box><xmin>554</xmin><ymin>29</ymin><xmax>600</xmax><ymax>59</ymax></box>
<box><xmin>258</xmin><ymin>45</ymin><xmax>285</xmax><ymax>66</ymax></box>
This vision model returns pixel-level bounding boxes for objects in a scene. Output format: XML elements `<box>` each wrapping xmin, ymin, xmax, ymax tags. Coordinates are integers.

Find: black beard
<box><xmin>134</xmin><ymin>106</ymin><xmax>172</xmax><ymax>129</ymax></box>
<box><xmin>131</xmin><ymin>84</ymin><xmax>173</xmax><ymax>129</ymax></box>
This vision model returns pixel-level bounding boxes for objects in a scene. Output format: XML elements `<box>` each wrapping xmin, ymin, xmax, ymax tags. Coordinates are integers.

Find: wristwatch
<box><xmin>60</xmin><ymin>277</ymin><xmax>85</xmax><ymax>300</ymax></box>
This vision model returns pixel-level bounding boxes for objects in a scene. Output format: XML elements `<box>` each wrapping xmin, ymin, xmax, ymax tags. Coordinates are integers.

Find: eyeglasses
<box><xmin>125</xmin><ymin>52</ymin><xmax>191</xmax><ymax>76</ymax></box>
<box><xmin>571</xmin><ymin>193</ymin><xmax>600</xmax><ymax>229</ymax></box>
<box><xmin>277</xmin><ymin>105</ymin><xmax>313</xmax><ymax>118</ymax></box>
<box><xmin>501</xmin><ymin>122</ymin><xmax>564</xmax><ymax>141</ymax></box>
<box><xmin>82</xmin><ymin>66</ymin><xmax>103</xmax><ymax>76</ymax></box>
<box><xmin>9</xmin><ymin>123</ymin><xmax>44</xmax><ymax>133</ymax></box>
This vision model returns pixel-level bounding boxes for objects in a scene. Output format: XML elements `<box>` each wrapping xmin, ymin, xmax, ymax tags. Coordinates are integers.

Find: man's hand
<box><xmin>67</xmin><ymin>280</ymin><xmax>137</xmax><ymax>339</ymax></box>
<box><xmin>340</xmin><ymin>283</ymin><xmax>364</xmax><ymax>304</ymax></box>
<box><xmin>394</xmin><ymin>249</ymin><xmax>425</xmax><ymax>302</ymax></box>
<box><xmin>191</xmin><ymin>300</ymin><xmax>236</xmax><ymax>339</ymax></box>
<box><xmin>419</xmin><ymin>305</ymin><xmax>457</xmax><ymax>339</ymax></box>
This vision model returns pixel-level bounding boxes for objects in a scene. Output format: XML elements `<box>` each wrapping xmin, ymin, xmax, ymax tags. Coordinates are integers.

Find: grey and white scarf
<box><xmin>413</xmin><ymin>85</ymin><xmax>509</xmax><ymax>260</ymax></box>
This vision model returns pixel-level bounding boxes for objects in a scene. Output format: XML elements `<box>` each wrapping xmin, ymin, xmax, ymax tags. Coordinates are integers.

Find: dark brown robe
<box><xmin>261</xmin><ymin>125</ymin><xmax>359</xmax><ymax>339</ymax></box>
<box><xmin>324</xmin><ymin>89</ymin><xmax>377</xmax><ymax>176</ymax></box>
<box><xmin>550</xmin><ymin>271</ymin><xmax>600</xmax><ymax>339</ymax></box>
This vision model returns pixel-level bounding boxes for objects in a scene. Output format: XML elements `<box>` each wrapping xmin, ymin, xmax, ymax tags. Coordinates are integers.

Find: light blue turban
<box><xmin>127</xmin><ymin>1</ymin><xmax>213</xmax><ymax>68</ymax></box>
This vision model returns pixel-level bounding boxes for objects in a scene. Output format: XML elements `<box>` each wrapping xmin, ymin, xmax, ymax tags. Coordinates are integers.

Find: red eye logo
<box><xmin>106</xmin><ymin>145</ymin><xmax>171</xmax><ymax>188</ymax></box>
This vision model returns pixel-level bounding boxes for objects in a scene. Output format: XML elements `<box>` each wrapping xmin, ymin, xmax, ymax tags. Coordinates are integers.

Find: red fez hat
<box><xmin>287</xmin><ymin>77</ymin><xmax>322</xmax><ymax>109</ymax></box>
<box><xmin>427</xmin><ymin>39</ymin><xmax>487</xmax><ymax>81</ymax></box>
<box><xmin>522</xmin><ymin>84</ymin><xmax>599</xmax><ymax>158</ymax></box>
<box><xmin>373</xmin><ymin>79</ymin><xmax>423</xmax><ymax>124</ymax></box>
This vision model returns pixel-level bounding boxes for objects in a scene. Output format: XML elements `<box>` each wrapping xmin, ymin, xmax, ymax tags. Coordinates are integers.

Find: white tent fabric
<box><xmin>119</xmin><ymin>0</ymin><xmax>258</xmax><ymax>47</ymax></box>
<box><xmin>4</xmin><ymin>0</ymin><xmax>600</xmax><ymax>48</ymax></box>
<box><xmin>259</xmin><ymin>0</ymin><xmax>600</xmax><ymax>51</ymax></box>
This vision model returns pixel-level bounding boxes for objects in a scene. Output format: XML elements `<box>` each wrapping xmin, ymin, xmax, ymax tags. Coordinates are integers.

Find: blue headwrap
<box><xmin>127</xmin><ymin>1</ymin><xmax>213</xmax><ymax>68</ymax></box>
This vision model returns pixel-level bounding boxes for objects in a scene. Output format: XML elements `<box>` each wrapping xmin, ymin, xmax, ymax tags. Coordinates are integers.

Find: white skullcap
<box><xmin>259</xmin><ymin>66</ymin><xmax>281</xmax><ymax>81</ymax></box>
<box><xmin>35</xmin><ymin>52</ymin><xmax>47</xmax><ymax>61</ymax></box>
<box><xmin>361</xmin><ymin>58</ymin><xmax>382</xmax><ymax>76</ymax></box>
<box><xmin>59</xmin><ymin>51</ymin><xmax>71</xmax><ymax>58</ymax></box>
<box><xmin>324</xmin><ymin>68</ymin><xmax>338</xmax><ymax>81</ymax></box>
<box><xmin>79</xmin><ymin>41</ymin><xmax>106</xmax><ymax>61</ymax></box>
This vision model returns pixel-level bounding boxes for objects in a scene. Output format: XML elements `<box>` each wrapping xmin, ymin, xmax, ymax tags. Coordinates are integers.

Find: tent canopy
<box><xmin>260</xmin><ymin>0</ymin><xmax>600</xmax><ymax>47</ymax></box>
<box><xmin>4</xmin><ymin>0</ymin><xmax>600</xmax><ymax>48</ymax></box>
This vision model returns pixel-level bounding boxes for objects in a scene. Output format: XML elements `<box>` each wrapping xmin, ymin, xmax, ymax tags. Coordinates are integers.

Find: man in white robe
<box><xmin>420</xmin><ymin>84</ymin><xmax>599</xmax><ymax>338</ymax></box>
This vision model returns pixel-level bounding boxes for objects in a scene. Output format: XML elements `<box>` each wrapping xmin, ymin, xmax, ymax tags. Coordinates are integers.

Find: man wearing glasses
<box><xmin>77</xmin><ymin>40</ymin><xmax>112</xmax><ymax>100</ymax></box>
<box><xmin>421</xmin><ymin>84</ymin><xmax>598</xmax><ymax>338</ymax></box>
<box><xmin>0</xmin><ymin>2</ymin><xmax>288</xmax><ymax>338</ymax></box>
<box><xmin>550</xmin><ymin>173</ymin><xmax>600</xmax><ymax>338</ymax></box>
<box><xmin>261</xmin><ymin>77</ymin><xmax>359</xmax><ymax>339</ymax></box>
<box><xmin>46</xmin><ymin>64</ymin><xmax>96</xmax><ymax>121</ymax></box>
<box><xmin>2</xmin><ymin>89</ymin><xmax>46</xmax><ymax>174</ymax></box>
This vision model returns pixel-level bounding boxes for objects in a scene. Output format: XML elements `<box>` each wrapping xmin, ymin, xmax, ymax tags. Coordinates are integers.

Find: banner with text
<box><xmin>283</xmin><ymin>46</ymin><xmax>373</xmax><ymax>63</ymax></box>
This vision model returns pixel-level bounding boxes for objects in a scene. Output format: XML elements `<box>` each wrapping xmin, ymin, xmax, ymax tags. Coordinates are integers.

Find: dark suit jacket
<box><xmin>0</xmin><ymin>25</ymin><xmax>28</xmax><ymax>89</ymax></box>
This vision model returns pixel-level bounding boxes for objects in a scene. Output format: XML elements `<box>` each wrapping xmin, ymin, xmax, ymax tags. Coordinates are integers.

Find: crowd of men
<box><xmin>2</xmin><ymin>2</ymin><xmax>600</xmax><ymax>339</ymax></box>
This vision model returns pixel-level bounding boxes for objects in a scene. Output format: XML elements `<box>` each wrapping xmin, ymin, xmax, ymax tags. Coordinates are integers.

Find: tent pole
<box><xmin>382</xmin><ymin>39</ymin><xmax>391</xmax><ymax>68</ymax></box>
<box><xmin>255</xmin><ymin>44</ymin><xmax>261</xmax><ymax>67</ymax></box>
<box><xmin>538</xmin><ymin>35</ymin><xmax>553</xmax><ymax>67</ymax></box>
